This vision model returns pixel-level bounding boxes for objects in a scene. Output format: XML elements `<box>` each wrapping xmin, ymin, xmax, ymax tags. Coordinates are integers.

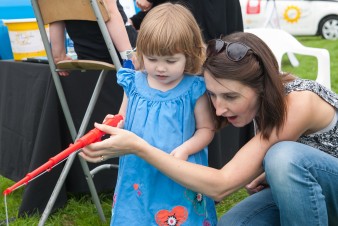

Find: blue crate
<box><xmin>0</xmin><ymin>21</ymin><xmax>12</xmax><ymax>60</ymax></box>
<box><xmin>0</xmin><ymin>0</ymin><xmax>35</xmax><ymax>19</ymax></box>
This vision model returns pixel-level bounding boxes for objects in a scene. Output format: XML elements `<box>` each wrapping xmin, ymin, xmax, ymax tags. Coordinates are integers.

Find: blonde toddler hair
<box><xmin>136</xmin><ymin>3</ymin><xmax>206</xmax><ymax>75</ymax></box>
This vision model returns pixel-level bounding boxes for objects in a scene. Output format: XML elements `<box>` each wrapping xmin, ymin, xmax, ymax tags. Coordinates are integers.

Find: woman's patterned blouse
<box><xmin>285</xmin><ymin>79</ymin><xmax>338</xmax><ymax>158</ymax></box>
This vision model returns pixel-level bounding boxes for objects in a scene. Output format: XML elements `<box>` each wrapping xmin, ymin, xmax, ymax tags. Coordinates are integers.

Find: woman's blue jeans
<box><xmin>218</xmin><ymin>141</ymin><xmax>338</xmax><ymax>226</ymax></box>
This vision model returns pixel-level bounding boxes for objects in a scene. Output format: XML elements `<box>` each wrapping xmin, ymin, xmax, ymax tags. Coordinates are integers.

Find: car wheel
<box><xmin>319</xmin><ymin>15</ymin><xmax>338</xmax><ymax>40</ymax></box>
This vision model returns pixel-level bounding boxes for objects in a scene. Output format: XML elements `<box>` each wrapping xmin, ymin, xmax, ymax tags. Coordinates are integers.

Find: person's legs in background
<box><xmin>264</xmin><ymin>141</ymin><xmax>338</xmax><ymax>226</ymax></box>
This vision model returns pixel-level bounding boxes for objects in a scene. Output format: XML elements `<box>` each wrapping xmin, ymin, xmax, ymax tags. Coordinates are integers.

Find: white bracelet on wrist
<box><xmin>120</xmin><ymin>48</ymin><xmax>136</xmax><ymax>60</ymax></box>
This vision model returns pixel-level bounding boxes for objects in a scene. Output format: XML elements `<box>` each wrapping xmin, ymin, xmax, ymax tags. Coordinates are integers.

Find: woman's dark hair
<box><xmin>203</xmin><ymin>32</ymin><xmax>294</xmax><ymax>140</ymax></box>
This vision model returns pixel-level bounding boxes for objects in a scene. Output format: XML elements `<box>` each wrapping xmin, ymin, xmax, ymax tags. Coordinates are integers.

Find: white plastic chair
<box><xmin>245</xmin><ymin>28</ymin><xmax>331</xmax><ymax>89</ymax></box>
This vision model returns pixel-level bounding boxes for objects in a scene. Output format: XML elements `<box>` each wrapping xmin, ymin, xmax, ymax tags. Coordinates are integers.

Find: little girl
<box><xmin>87</xmin><ymin>3</ymin><xmax>218</xmax><ymax>225</ymax></box>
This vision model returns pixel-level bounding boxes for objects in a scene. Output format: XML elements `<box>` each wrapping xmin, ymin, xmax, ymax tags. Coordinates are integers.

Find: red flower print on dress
<box><xmin>133</xmin><ymin>183</ymin><xmax>142</xmax><ymax>196</ymax></box>
<box><xmin>155</xmin><ymin>206</ymin><xmax>188</xmax><ymax>226</ymax></box>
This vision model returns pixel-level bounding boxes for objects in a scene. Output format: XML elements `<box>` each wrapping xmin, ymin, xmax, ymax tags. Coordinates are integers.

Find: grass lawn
<box><xmin>0</xmin><ymin>35</ymin><xmax>337</xmax><ymax>225</ymax></box>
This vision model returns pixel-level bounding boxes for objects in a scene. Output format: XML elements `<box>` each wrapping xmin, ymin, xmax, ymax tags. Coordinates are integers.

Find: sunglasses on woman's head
<box><xmin>207</xmin><ymin>39</ymin><xmax>252</xmax><ymax>62</ymax></box>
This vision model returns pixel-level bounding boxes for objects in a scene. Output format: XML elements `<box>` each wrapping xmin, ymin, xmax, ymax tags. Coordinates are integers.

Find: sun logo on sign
<box><xmin>283</xmin><ymin>5</ymin><xmax>301</xmax><ymax>23</ymax></box>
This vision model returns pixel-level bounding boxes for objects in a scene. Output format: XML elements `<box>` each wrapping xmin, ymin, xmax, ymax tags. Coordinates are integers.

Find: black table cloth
<box><xmin>0</xmin><ymin>61</ymin><xmax>123</xmax><ymax>216</ymax></box>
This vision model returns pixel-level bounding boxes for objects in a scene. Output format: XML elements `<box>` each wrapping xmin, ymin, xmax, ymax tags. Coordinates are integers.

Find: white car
<box><xmin>240</xmin><ymin>0</ymin><xmax>338</xmax><ymax>40</ymax></box>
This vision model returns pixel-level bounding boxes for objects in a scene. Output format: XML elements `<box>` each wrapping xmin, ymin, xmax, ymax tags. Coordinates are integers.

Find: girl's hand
<box><xmin>103</xmin><ymin>114</ymin><xmax>124</xmax><ymax>128</ymax></box>
<box><xmin>170</xmin><ymin>147</ymin><xmax>189</xmax><ymax>161</ymax></box>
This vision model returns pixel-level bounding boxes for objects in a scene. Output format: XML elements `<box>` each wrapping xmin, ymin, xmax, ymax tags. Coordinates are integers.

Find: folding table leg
<box><xmin>38</xmin><ymin>70</ymin><xmax>109</xmax><ymax>226</ymax></box>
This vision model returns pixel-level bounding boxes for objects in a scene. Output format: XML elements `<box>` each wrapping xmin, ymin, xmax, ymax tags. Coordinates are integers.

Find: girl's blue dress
<box><xmin>111</xmin><ymin>68</ymin><xmax>217</xmax><ymax>226</ymax></box>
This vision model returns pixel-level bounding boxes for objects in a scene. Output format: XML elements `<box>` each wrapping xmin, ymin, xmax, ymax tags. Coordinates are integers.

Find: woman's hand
<box><xmin>245</xmin><ymin>172</ymin><xmax>268</xmax><ymax>195</ymax></box>
<box><xmin>79</xmin><ymin>124</ymin><xmax>142</xmax><ymax>163</ymax></box>
<box><xmin>131</xmin><ymin>54</ymin><xmax>140</xmax><ymax>70</ymax></box>
<box><xmin>136</xmin><ymin>0</ymin><xmax>152</xmax><ymax>12</ymax></box>
<box><xmin>55</xmin><ymin>54</ymin><xmax>73</xmax><ymax>76</ymax></box>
